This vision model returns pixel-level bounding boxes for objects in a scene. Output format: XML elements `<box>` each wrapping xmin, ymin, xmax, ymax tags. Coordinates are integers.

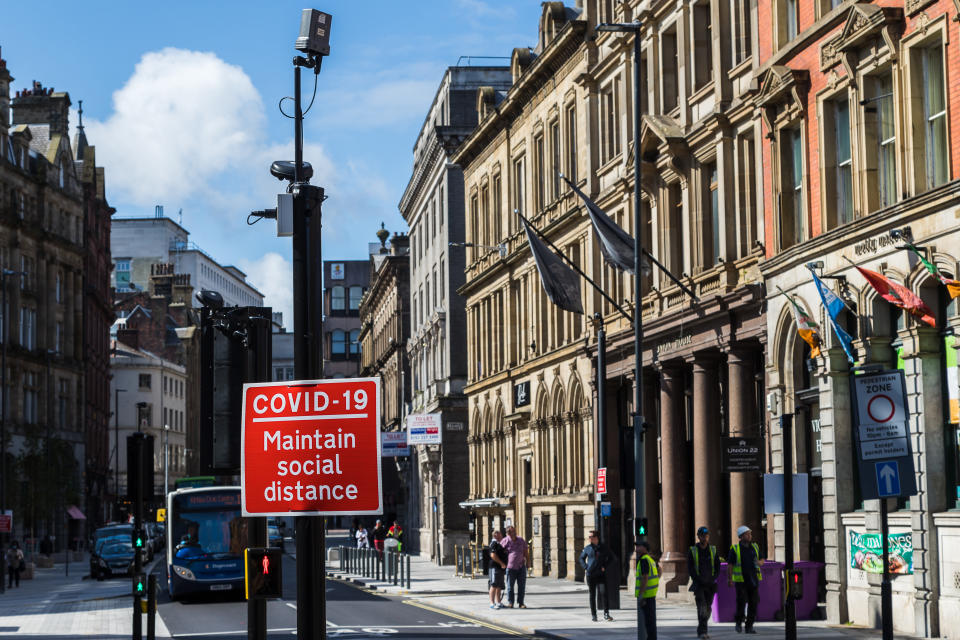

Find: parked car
<box><xmin>91</xmin><ymin>537</ymin><xmax>137</xmax><ymax>580</ymax></box>
<box><xmin>268</xmin><ymin>525</ymin><xmax>284</xmax><ymax>552</ymax></box>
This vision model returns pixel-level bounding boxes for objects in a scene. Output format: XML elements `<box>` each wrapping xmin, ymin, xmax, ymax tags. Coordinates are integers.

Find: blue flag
<box><xmin>809</xmin><ymin>267</ymin><xmax>856</xmax><ymax>364</ymax></box>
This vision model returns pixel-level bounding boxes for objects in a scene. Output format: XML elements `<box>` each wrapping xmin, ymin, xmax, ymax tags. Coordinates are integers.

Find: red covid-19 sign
<box><xmin>241</xmin><ymin>378</ymin><xmax>382</xmax><ymax>516</ymax></box>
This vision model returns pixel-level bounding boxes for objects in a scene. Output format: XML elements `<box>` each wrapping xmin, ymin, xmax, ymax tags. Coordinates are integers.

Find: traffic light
<box><xmin>245</xmin><ymin>547</ymin><xmax>283</xmax><ymax>600</ymax></box>
<box><xmin>132</xmin><ymin>528</ymin><xmax>146</xmax><ymax>550</ymax></box>
<box><xmin>785</xmin><ymin>569</ymin><xmax>803</xmax><ymax>600</ymax></box>
<box><xmin>636</xmin><ymin>517</ymin><xmax>649</xmax><ymax>538</ymax></box>
<box><xmin>132</xmin><ymin>572</ymin><xmax>147</xmax><ymax>597</ymax></box>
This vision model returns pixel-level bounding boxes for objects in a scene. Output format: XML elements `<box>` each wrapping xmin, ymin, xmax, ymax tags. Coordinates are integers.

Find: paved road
<box><xmin>154</xmin><ymin>539</ymin><xmax>528</xmax><ymax>639</ymax></box>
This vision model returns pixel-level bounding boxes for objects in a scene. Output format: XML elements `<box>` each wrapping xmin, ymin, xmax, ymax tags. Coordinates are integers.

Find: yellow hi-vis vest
<box><xmin>635</xmin><ymin>554</ymin><xmax>659</xmax><ymax>599</ymax></box>
<box><xmin>689</xmin><ymin>544</ymin><xmax>717</xmax><ymax>578</ymax></box>
<box><xmin>730</xmin><ymin>543</ymin><xmax>762</xmax><ymax>583</ymax></box>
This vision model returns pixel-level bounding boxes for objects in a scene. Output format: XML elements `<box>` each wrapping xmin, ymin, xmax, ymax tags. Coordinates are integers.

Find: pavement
<box><xmin>0</xmin><ymin>553</ymin><xmax>171</xmax><ymax>638</ymax></box>
<box><xmin>325</xmin><ymin>540</ymin><xmax>920</xmax><ymax>640</ymax></box>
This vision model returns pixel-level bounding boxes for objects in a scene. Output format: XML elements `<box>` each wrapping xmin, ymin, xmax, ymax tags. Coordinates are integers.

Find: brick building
<box><xmin>323</xmin><ymin>260</ymin><xmax>367</xmax><ymax>379</ymax></box>
<box><xmin>755</xmin><ymin>1</ymin><xmax>960</xmax><ymax>636</ymax></box>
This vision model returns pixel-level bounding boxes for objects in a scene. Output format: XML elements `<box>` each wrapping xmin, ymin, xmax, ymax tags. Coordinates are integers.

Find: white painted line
<box><xmin>252</xmin><ymin>414</ymin><xmax>368</xmax><ymax>422</ymax></box>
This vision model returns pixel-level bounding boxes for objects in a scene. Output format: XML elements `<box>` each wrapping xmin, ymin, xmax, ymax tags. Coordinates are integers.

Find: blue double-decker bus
<box><xmin>166</xmin><ymin>486</ymin><xmax>247</xmax><ymax>599</ymax></box>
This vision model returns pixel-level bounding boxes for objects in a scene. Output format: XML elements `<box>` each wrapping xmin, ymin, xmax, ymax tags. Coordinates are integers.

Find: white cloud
<box><xmin>86</xmin><ymin>48</ymin><xmax>266</xmax><ymax>206</ymax></box>
<box><xmin>315</xmin><ymin>77</ymin><xmax>438</xmax><ymax>129</ymax></box>
<box><xmin>237</xmin><ymin>252</ymin><xmax>294</xmax><ymax>330</ymax></box>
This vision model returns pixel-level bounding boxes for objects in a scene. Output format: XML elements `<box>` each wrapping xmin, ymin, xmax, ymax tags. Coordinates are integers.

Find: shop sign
<box><xmin>514</xmin><ymin>381</ymin><xmax>531</xmax><ymax>408</ymax></box>
<box><xmin>849</xmin><ymin>530</ymin><xmax>913</xmax><ymax>574</ymax></box>
<box><xmin>406</xmin><ymin>413</ymin><xmax>442</xmax><ymax>445</ymax></box>
<box><xmin>721</xmin><ymin>437</ymin><xmax>763</xmax><ymax>472</ymax></box>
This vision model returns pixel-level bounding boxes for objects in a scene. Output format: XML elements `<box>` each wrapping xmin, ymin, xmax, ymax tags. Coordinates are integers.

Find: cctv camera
<box><xmin>270</xmin><ymin>160</ymin><xmax>314</xmax><ymax>182</ymax></box>
<box><xmin>195</xmin><ymin>290</ymin><xmax>224</xmax><ymax>310</ymax></box>
<box><xmin>295</xmin><ymin>9</ymin><xmax>332</xmax><ymax>57</ymax></box>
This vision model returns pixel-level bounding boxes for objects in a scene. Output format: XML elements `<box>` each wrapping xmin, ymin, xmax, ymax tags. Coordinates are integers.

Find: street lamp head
<box><xmin>270</xmin><ymin>160</ymin><xmax>313</xmax><ymax>182</ymax></box>
<box><xmin>195</xmin><ymin>289</ymin><xmax>224</xmax><ymax>310</ymax></box>
<box><xmin>595</xmin><ymin>21</ymin><xmax>642</xmax><ymax>32</ymax></box>
<box><xmin>295</xmin><ymin>9</ymin><xmax>332</xmax><ymax>57</ymax></box>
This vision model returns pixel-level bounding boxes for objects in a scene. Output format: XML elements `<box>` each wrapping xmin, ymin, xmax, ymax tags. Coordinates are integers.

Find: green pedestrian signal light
<box><xmin>132</xmin><ymin>529</ymin><xmax>145</xmax><ymax>549</ymax></box>
<box><xmin>132</xmin><ymin>572</ymin><xmax>146</xmax><ymax>596</ymax></box>
<box><xmin>636</xmin><ymin>517</ymin><xmax>649</xmax><ymax>538</ymax></box>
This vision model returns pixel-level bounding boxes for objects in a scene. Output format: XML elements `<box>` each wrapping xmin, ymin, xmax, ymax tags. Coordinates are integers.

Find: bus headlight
<box><xmin>172</xmin><ymin>565</ymin><xmax>196</xmax><ymax>581</ymax></box>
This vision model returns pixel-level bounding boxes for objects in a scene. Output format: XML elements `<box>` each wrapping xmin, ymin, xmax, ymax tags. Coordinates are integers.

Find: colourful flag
<box><xmin>901</xmin><ymin>241</ymin><xmax>960</xmax><ymax>299</ymax></box>
<box><xmin>855</xmin><ymin>266</ymin><xmax>936</xmax><ymax>328</ymax></box>
<box><xmin>785</xmin><ymin>292</ymin><xmax>822</xmax><ymax>359</ymax></box>
<box><xmin>809</xmin><ymin>268</ymin><xmax>856</xmax><ymax>364</ymax></box>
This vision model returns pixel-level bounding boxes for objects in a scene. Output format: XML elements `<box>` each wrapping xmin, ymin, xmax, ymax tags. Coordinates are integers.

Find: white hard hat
<box><xmin>737</xmin><ymin>525</ymin><xmax>751</xmax><ymax>537</ymax></box>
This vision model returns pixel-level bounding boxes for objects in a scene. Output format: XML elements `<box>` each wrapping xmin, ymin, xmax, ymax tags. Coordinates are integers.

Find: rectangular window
<box><xmin>439</xmin><ymin>257</ymin><xmax>445</xmax><ymax>304</ymax></box>
<box><xmin>115</xmin><ymin>260</ymin><xmax>131</xmax><ymax>291</ymax></box>
<box><xmin>833</xmin><ymin>99</ymin><xmax>854</xmax><ymax>226</ymax></box>
<box><xmin>534</xmin><ymin>132</ymin><xmax>546</xmax><ymax>211</ymax></box>
<box><xmin>331</xmin><ymin>285</ymin><xmax>346</xmax><ymax>311</ymax></box>
<box><xmin>493</xmin><ymin>173</ymin><xmax>504</xmax><ymax>238</ymax></box>
<box><xmin>662</xmin><ymin>27</ymin><xmax>679</xmax><ymax>112</ymax></box>
<box><xmin>19</xmin><ymin>307</ymin><xmax>35</xmax><ymax>350</ymax></box>
<box><xmin>875</xmin><ymin>75</ymin><xmax>898</xmax><ymax>208</ymax></box>
<box><xmin>705</xmin><ymin>163</ymin><xmax>720</xmax><ymax>267</ymax></box>
<box><xmin>732</xmin><ymin>0</ymin><xmax>752</xmax><ymax>65</ymax></box>
<box><xmin>58</xmin><ymin>379</ymin><xmax>68</xmax><ymax>429</ymax></box>
<box><xmin>55</xmin><ymin>321</ymin><xmax>63</xmax><ymax>353</ymax></box>
<box><xmin>666</xmin><ymin>183</ymin><xmax>684</xmax><ymax>276</ymax></box>
<box><xmin>780</xmin><ymin>127</ymin><xmax>804</xmax><ymax>249</ymax></box>
<box><xmin>349</xmin><ymin>286</ymin><xmax>363</xmax><ymax>311</ymax></box>
<box><xmin>693</xmin><ymin>1</ymin><xmax>713</xmax><ymax>89</ymax></box>
<box><xmin>550</xmin><ymin>119</ymin><xmax>561</xmax><ymax>201</ymax></box>
<box><xmin>735</xmin><ymin>133</ymin><xmax>757</xmax><ymax>258</ymax></box>
<box><xmin>513</xmin><ymin>156</ymin><xmax>525</xmax><ymax>218</ymax></box>
<box><xmin>786</xmin><ymin>0</ymin><xmax>798</xmax><ymax>41</ymax></box>
<box><xmin>600</xmin><ymin>79</ymin><xmax>621</xmax><ymax>163</ymax></box>
<box><xmin>55</xmin><ymin>272</ymin><xmax>62</xmax><ymax>304</ymax></box>
<box><xmin>139</xmin><ymin>373</ymin><xmax>151</xmax><ymax>390</ymax></box>
<box><xmin>921</xmin><ymin>44</ymin><xmax>948</xmax><ymax>189</ymax></box>
<box><xmin>564</xmin><ymin>103</ymin><xmax>577</xmax><ymax>182</ymax></box>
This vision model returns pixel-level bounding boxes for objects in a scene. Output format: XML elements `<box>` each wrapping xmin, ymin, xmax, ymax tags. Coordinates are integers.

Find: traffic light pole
<box><xmin>133</xmin><ymin>436</ymin><xmax>143</xmax><ymax>640</ymax></box>
<box><xmin>783</xmin><ymin>414</ymin><xmax>796</xmax><ymax>640</ymax></box>
<box><xmin>291</xmin><ymin>55</ymin><xmax>327</xmax><ymax>640</ymax></box>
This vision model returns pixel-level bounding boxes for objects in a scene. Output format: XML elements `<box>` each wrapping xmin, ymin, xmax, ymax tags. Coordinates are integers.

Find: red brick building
<box><xmin>757</xmin><ymin>1</ymin><xmax>960</xmax><ymax>636</ymax></box>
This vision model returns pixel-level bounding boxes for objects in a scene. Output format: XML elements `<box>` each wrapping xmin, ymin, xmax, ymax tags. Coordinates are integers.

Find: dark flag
<box><xmin>562</xmin><ymin>174</ymin><xmax>636</xmax><ymax>273</ymax></box>
<box><xmin>521</xmin><ymin>217</ymin><xmax>583</xmax><ymax>314</ymax></box>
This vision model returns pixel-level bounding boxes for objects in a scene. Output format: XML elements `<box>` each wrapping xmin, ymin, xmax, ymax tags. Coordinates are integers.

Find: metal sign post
<box><xmin>850</xmin><ymin>369</ymin><xmax>917</xmax><ymax>640</ymax></box>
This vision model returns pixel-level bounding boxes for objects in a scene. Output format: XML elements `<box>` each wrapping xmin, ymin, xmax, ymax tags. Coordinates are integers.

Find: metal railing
<box><xmin>337</xmin><ymin>546</ymin><xmax>410</xmax><ymax>590</ymax></box>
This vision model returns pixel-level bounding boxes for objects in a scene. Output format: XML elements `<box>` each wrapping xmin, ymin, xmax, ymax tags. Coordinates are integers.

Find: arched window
<box><xmin>331</xmin><ymin>286</ymin><xmax>346</xmax><ymax>311</ymax></box>
<box><xmin>332</xmin><ymin>329</ymin><xmax>346</xmax><ymax>355</ymax></box>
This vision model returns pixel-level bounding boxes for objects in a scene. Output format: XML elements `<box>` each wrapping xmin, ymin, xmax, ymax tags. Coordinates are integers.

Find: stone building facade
<box><xmin>359</xmin><ymin>231</ymin><xmax>411</xmax><ymax>521</ymax></box>
<box><xmin>399</xmin><ymin>65</ymin><xmax>511</xmax><ymax>562</ymax></box>
<box><xmin>755</xmin><ymin>1</ymin><xmax>960</xmax><ymax>637</ymax></box>
<box><xmin>323</xmin><ymin>260</ymin><xmax>367</xmax><ymax>379</ymax></box>
<box><xmin>0</xmin><ymin>65</ymin><xmax>98</xmax><ymax>542</ymax></box>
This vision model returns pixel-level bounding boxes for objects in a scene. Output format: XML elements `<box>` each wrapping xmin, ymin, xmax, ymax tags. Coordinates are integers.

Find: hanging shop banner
<box><xmin>721</xmin><ymin>437</ymin><xmax>764</xmax><ymax>473</ymax></box>
<box><xmin>849</xmin><ymin>530</ymin><xmax>913</xmax><ymax>575</ymax></box>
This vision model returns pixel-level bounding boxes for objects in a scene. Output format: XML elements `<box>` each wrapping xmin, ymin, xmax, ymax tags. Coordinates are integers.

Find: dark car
<box><xmin>268</xmin><ymin>525</ymin><xmax>284</xmax><ymax>553</ymax></box>
<box><xmin>92</xmin><ymin>538</ymin><xmax>136</xmax><ymax>580</ymax></box>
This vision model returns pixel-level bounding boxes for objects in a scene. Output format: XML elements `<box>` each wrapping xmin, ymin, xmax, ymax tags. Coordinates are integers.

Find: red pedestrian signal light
<box><xmin>785</xmin><ymin>569</ymin><xmax>803</xmax><ymax>600</ymax></box>
<box><xmin>245</xmin><ymin>547</ymin><xmax>283</xmax><ymax>600</ymax></box>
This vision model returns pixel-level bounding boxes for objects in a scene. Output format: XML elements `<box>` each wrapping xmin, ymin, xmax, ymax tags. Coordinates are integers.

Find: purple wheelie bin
<box><xmin>712</xmin><ymin>561</ymin><xmax>785</xmax><ymax>622</ymax></box>
<box><xmin>792</xmin><ymin>561</ymin><xmax>824</xmax><ymax>619</ymax></box>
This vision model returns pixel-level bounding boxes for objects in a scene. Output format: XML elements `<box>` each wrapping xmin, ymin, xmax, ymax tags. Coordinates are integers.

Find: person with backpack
<box><xmin>488</xmin><ymin>530</ymin><xmax>507</xmax><ymax>609</ymax></box>
<box><xmin>687</xmin><ymin>526</ymin><xmax>721</xmax><ymax>639</ymax></box>
<box><xmin>579</xmin><ymin>530</ymin><xmax>613</xmax><ymax>621</ymax></box>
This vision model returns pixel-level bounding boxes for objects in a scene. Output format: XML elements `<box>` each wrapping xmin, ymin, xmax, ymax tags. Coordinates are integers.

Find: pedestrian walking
<box><xmin>40</xmin><ymin>535</ymin><xmax>53</xmax><ymax>557</ymax></box>
<box><xmin>371</xmin><ymin>519</ymin><xmax>387</xmax><ymax>552</ymax></box>
<box><xmin>687</xmin><ymin>526</ymin><xmax>721</xmax><ymax>639</ymax></box>
<box><xmin>387</xmin><ymin>521</ymin><xmax>404</xmax><ymax>552</ymax></box>
<box><xmin>356</xmin><ymin>524</ymin><xmax>369</xmax><ymax>549</ymax></box>
<box><xmin>635</xmin><ymin>540</ymin><xmax>659</xmax><ymax>640</ymax></box>
<box><xmin>488</xmin><ymin>530</ymin><xmax>507</xmax><ymax>609</ymax></box>
<box><xmin>727</xmin><ymin>525</ymin><xmax>764</xmax><ymax>634</ymax></box>
<box><xmin>502</xmin><ymin>525</ymin><xmax>528</xmax><ymax>608</ymax></box>
<box><xmin>6</xmin><ymin>540</ymin><xmax>24</xmax><ymax>588</ymax></box>
<box><xmin>579</xmin><ymin>530</ymin><xmax>613</xmax><ymax>622</ymax></box>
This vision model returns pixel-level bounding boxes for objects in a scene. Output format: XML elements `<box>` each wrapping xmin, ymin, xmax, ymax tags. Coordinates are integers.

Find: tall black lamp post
<box><xmin>595</xmin><ymin>19</ymin><xmax>645</xmax><ymax>640</ymax></box>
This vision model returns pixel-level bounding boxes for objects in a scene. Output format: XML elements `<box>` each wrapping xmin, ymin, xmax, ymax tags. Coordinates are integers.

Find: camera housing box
<box><xmin>277</xmin><ymin>193</ymin><xmax>294</xmax><ymax>237</ymax></box>
<box><xmin>296</xmin><ymin>9</ymin><xmax>332</xmax><ymax>57</ymax></box>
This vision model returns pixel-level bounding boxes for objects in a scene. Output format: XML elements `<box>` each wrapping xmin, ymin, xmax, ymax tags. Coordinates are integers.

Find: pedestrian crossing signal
<box><xmin>133</xmin><ymin>572</ymin><xmax>146</xmax><ymax>597</ymax></box>
<box><xmin>785</xmin><ymin>569</ymin><xmax>803</xmax><ymax>600</ymax></box>
<box><xmin>132</xmin><ymin>528</ymin><xmax>145</xmax><ymax>549</ymax></box>
<box><xmin>244</xmin><ymin>547</ymin><xmax>283</xmax><ymax>600</ymax></box>
<box><xmin>636</xmin><ymin>517</ymin><xmax>649</xmax><ymax>538</ymax></box>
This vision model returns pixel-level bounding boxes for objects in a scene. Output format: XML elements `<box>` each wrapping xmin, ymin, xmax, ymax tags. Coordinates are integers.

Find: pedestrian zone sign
<box><xmin>851</xmin><ymin>370</ymin><xmax>917</xmax><ymax>500</ymax></box>
<box><xmin>241</xmin><ymin>378</ymin><xmax>383</xmax><ymax>516</ymax></box>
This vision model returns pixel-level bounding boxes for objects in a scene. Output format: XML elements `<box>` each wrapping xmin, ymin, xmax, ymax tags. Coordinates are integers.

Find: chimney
<box><xmin>390</xmin><ymin>232</ymin><xmax>409</xmax><ymax>256</ymax></box>
<box><xmin>117</xmin><ymin>327</ymin><xmax>139</xmax><ymax>350</ymax></box>
<box><xmin>12</xmin><ymin>80</ymin><xmax>71</xmax><ymax>136</ymax></box>
<box><xmin>0</xmin><ymin>47</ymin><xmax>12</xmax><ymax>133</ymax></box>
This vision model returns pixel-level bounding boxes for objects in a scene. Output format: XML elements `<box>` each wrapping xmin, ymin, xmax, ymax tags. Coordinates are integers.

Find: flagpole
<box><xmin>517</xmin><ymin>212</ymin><xmax>635</xmax><ymax>324</ymax></box>
<box><xmin>640</xmin><ymin>248</ymin><xmax>698</xmax><ymax>302</ymax></box>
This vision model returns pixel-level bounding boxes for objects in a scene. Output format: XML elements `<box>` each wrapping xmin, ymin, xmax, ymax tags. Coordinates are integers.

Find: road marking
<box><xmin>174</xmin><ymin>630</ymin><xmax>296</xmax><ymax>637</ymax></box>
<box><xmin>402</xmin><ymin>600</ymin><xmax>526</xmax><ymax>636</ymax></box>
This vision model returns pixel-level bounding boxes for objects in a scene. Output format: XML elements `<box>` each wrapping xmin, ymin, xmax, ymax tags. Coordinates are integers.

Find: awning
<box><xmin>67</xmin><ymin>505</ymin><xmax>86</xmax><ymax>520</ymax></box>
<box><xmin>458</xmin><ymin>498</ymin><xmax>501</xmax><ymax>509</ymax></box>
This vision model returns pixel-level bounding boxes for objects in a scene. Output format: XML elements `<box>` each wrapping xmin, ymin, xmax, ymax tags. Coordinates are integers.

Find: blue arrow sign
<box><xmin>875</xmin><ymin>461</ymin><xmax>901</xmax><ymax>498</ymax></box>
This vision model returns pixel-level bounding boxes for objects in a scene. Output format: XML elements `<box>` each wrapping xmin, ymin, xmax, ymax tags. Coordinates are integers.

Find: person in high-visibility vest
<box><xmin>634</xmin><ymin>540</ymin><xmax>659</xmax><ymax>640</ymax></box>
<box><xmin>387</xmin><ymin>521</ymin><xmax>404</xmax><ymax>552</ymax></box>
<box><xmin>687</xmin><ymin>526</ymin><xmax>721</xmax><ymax>639</ymax></box>
<box><xmin>727</xmin><ymin>525</ymin><xmax>764</xmax><ymax>634</ymax></box>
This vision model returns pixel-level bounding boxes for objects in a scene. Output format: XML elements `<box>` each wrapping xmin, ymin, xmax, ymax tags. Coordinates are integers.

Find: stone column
<box><xmin>728</xmin><ymin>348</ymin><xmax>761</xmax><ymax>545</ymax></box>
<box><xmin>659</xmin><ymin>364</ymin><xmax>689</xmax><ymax>591</ymax></box>
<box><xmin>693</xmin><ymin>355</ymin><xmax>722</xmax><ymax>546</ymax></box>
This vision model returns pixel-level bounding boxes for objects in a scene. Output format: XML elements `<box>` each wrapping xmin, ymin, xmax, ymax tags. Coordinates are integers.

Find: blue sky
<box><xmin>2</xmin><ymin>0</ymin><xmax>543</xmax><ymax>325</ymax></box>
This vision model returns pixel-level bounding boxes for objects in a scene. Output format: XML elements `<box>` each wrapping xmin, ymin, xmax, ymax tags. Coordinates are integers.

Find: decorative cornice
<box><xmin>755</xmin><ymin>66</ymin><xmax>809</xmax><ymax>138</ymax></box>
